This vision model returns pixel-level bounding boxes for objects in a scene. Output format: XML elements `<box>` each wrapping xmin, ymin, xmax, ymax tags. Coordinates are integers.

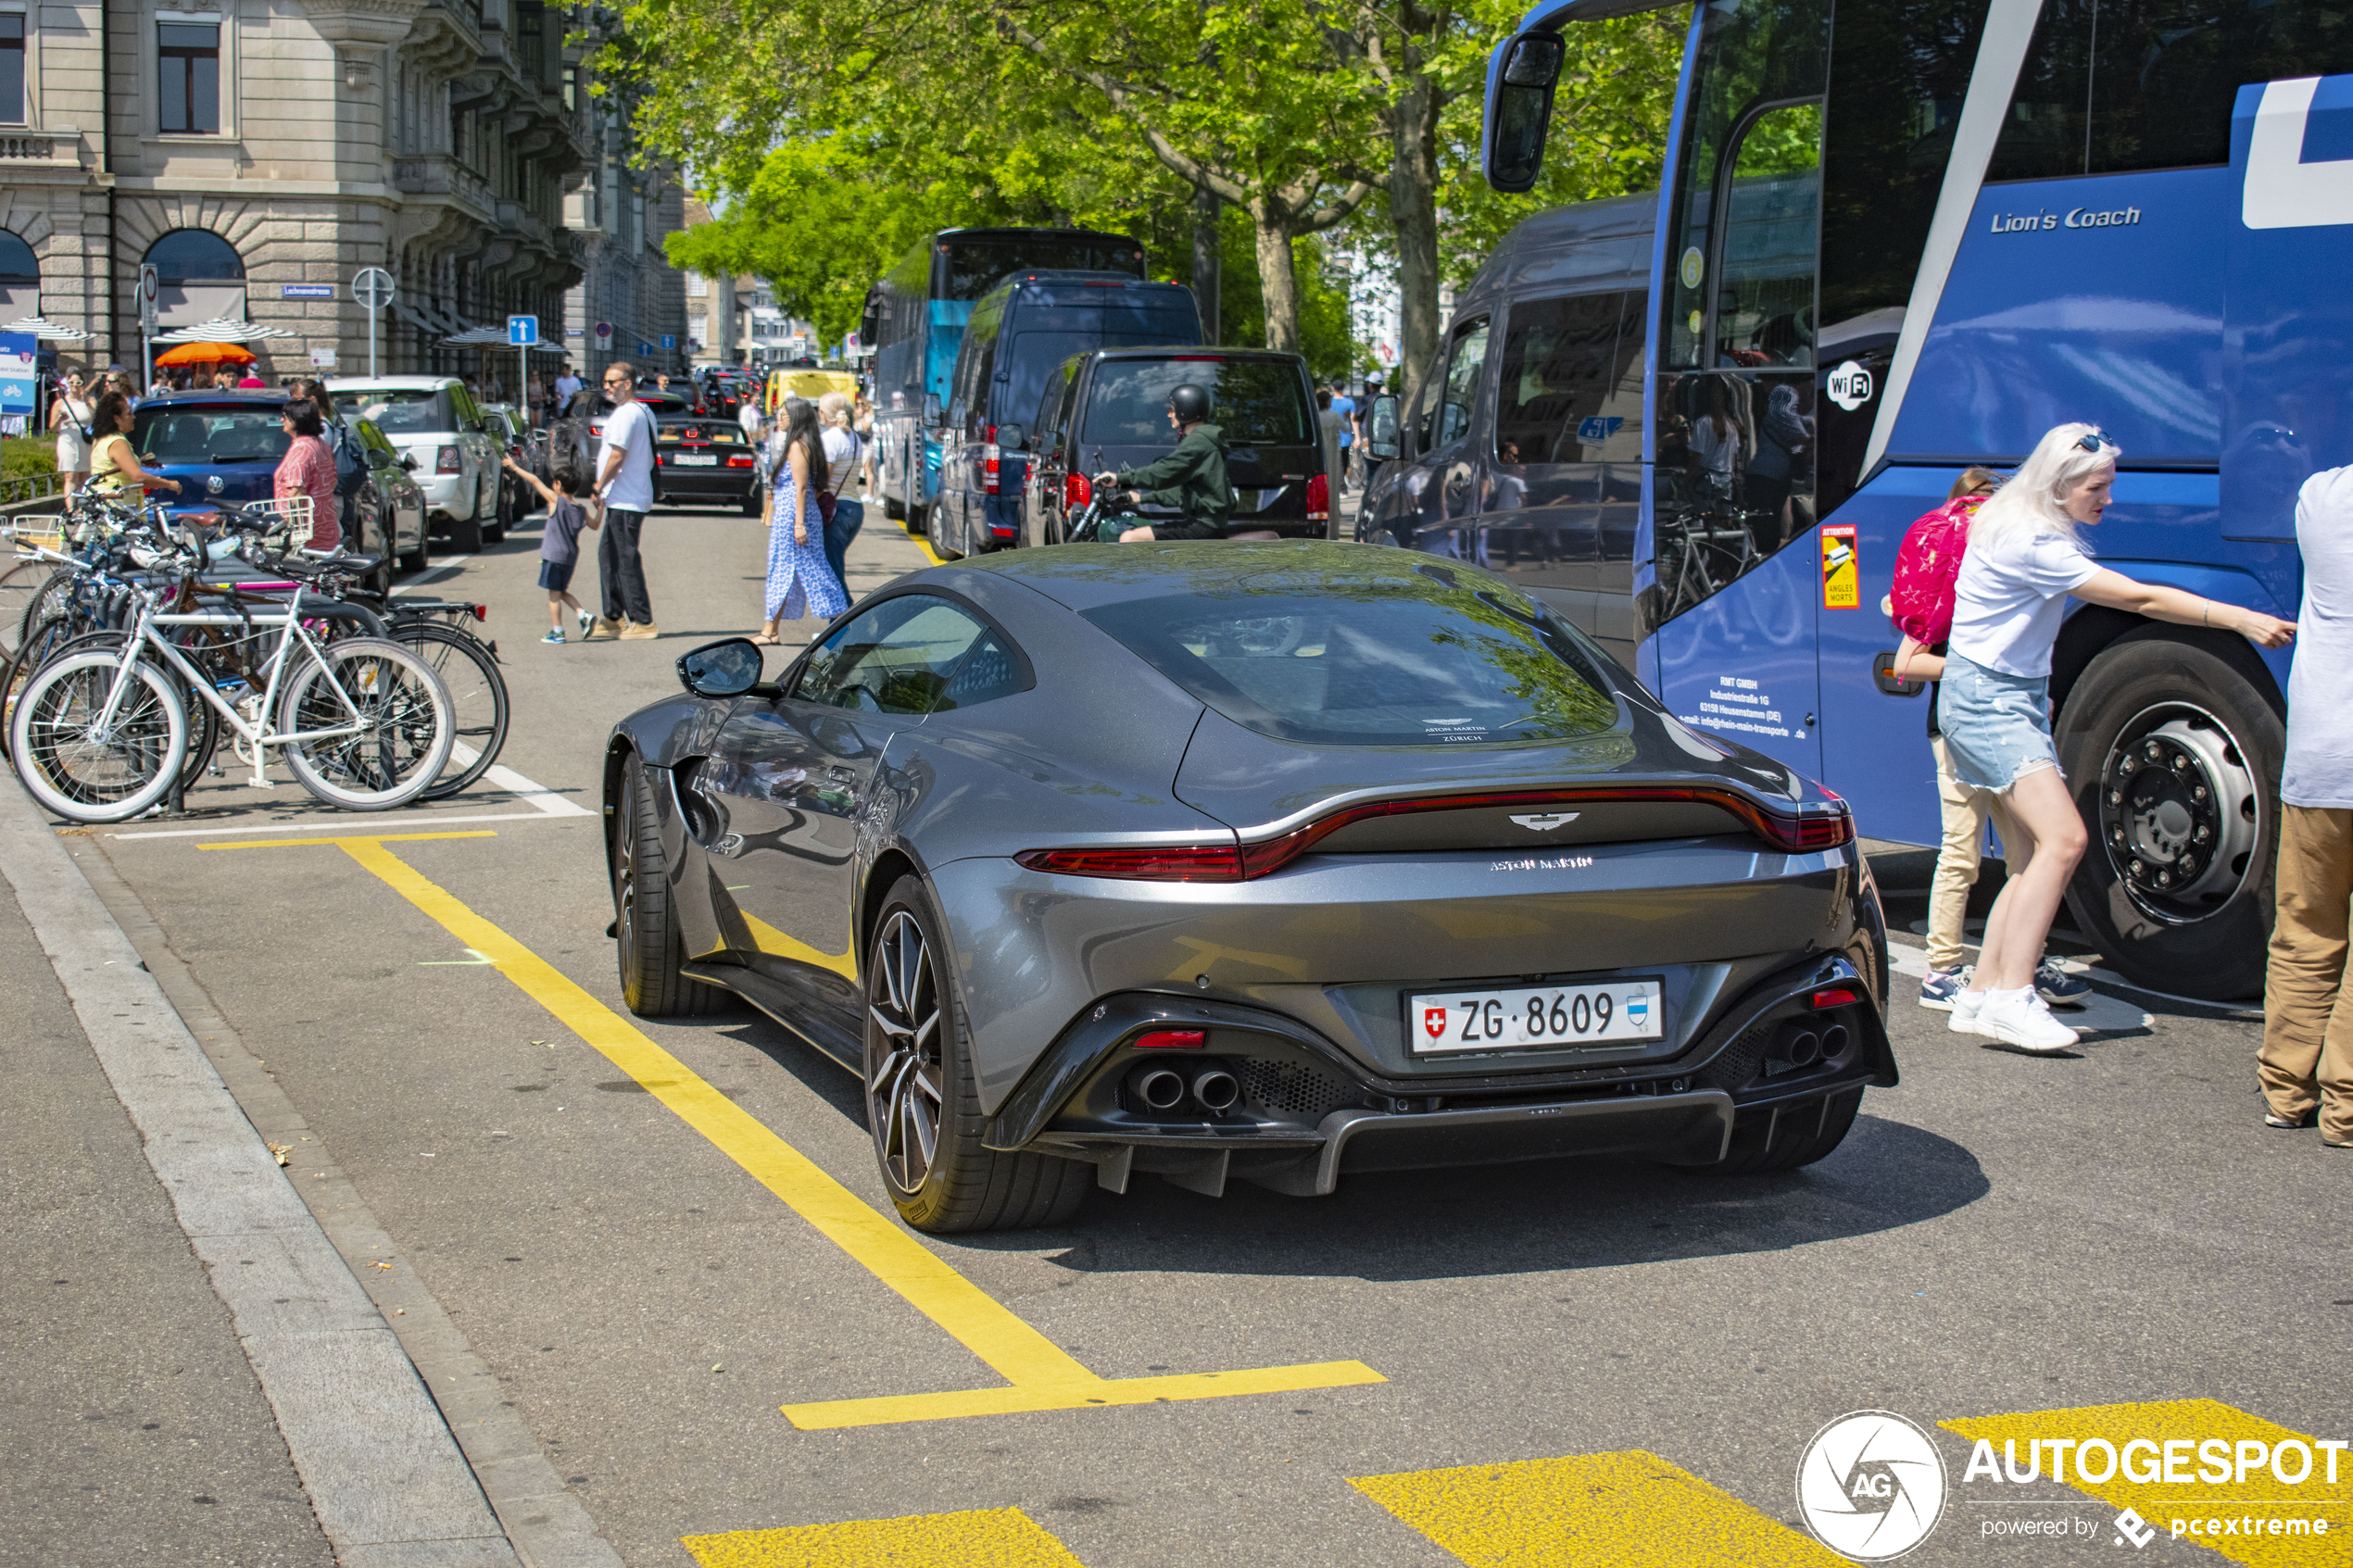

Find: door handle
<box><xmin>1871</xmin><ymin>650</ymin><xmax>1927</xmax><ymax>697</ymax></box>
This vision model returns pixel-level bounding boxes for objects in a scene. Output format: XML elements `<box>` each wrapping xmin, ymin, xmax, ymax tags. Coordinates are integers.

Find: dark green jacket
<box><xmin>1116</xmin><ymin>423</ymin><xmax>1233</xmax><ymax>540</ymax></box>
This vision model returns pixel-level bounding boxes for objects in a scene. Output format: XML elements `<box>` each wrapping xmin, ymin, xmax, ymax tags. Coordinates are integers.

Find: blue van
<box><xmin>931</xmin><ymin>270</ymin><xmax>1202</xmax><ymax>558</ymax></box>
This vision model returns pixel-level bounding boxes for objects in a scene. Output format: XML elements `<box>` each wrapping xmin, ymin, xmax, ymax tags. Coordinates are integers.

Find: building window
<box><xmin>687</xmin><ymin>274</ymin><xmax>707</xmax><ymax>297</ymax></box>
<box><xmin>0</xmin><ymin>16</ymin><xmax>25</xmax><ymax>126</ymax></box>
<box><xmin>158</xmin><ymin>21</ymin><xmax>220</xmax><ymax>133</ymax></box>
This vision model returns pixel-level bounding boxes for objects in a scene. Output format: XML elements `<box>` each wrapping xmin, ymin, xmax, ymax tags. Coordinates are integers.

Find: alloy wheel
<box><xmin>866</xmin><ymin>909</ymin><xmax>945</xmax><ymax>1195</ymax></box>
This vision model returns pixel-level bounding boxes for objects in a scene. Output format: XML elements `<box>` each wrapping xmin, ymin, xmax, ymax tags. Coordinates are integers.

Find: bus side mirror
<box><xmin>1365</xmin><ymin>395</ymin><xmax>1402</xmax><ymax>460</ymax></box>
<box><xmin>1483</xmin><ymin>31</ymin><xmax>1564</xmax><ymax>194</ymax></box>
<box><xmin>923</xmin><ymin>393</ymin><xmax>942</xmax><ymax>425</ymax></box>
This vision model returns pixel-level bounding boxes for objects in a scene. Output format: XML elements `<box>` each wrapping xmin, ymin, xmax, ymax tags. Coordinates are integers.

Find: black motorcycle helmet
<box><xmin>1168</xmin><ymin>383</ymin><xmax>1213</xmax><ymax>424</ymax></box>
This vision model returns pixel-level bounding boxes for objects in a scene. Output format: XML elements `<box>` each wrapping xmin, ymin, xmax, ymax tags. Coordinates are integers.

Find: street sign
<box><xmin>352</xmin><ymin>268</ymin><xmax>396</xmax><ymax>309</ymax></box>
<box><xmin>508</xmin><ymin>314</ymin><xmax>539</xmax><ymax>346</ymax></box>
<box><xmin>845</xmin><ymin>331</ymin><xmax>861</xmax><ymax>352</ymax></box>
<box><xmin>565</xmin><ymin>327</ymin><xmax>584</xmax><ymax>338</ymax></box>
<box><xmin>138</xmin><ymin>263</ymin><xmax>159</xmax><ymax>334</ymax></box>
<box><xmin>637</xmin><ymin>341</ymin><xmax>653</xmax><ymax>356</ymax></box>
<box><xmin>0</xmin><ymin>332</ymin><xmax>34</xmax><ymax>416</ymax></box>
<box><xmin>594</xmin><ymin>321</ymin><xmax>612</xmax><ymax>341</ymax></box>
<box><xmin>661</xmin><ymin>333</ymin><xmax>675</xmax><ymax>350</ymax></box>
<box><xmin>308</xmin><ymin>347</ymin><xmax>338</xmax><ymax>369</ymax></box>
<box><xmin>283</xmin><ymin>283</ymin><xmax>334</xmax><ymax>300</ymax></box>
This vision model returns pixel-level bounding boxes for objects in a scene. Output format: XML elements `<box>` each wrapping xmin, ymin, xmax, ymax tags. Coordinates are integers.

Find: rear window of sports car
<box><xmin>1081</xmin><ymin>571</ymin><xmax>1619</xmax><ymax>746</ymax></box>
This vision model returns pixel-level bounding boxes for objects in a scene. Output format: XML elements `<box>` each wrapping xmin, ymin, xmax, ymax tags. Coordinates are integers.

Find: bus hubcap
<box><xmin>2098</xmin><ymin>706</ymin><xmax>2258</xmax><ymax>923</ymax></box>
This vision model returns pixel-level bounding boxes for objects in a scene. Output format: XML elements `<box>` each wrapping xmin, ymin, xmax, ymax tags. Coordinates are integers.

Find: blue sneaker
<box><xmin>542</xmin><ymin>628</ymin><xmax>566</xmax><ymax>645</ymax></box>
<box><xmin>1919</xmin><ymin>966</ymin><xmax>1970</xmax><ymax>1010</ymax></box>
<box><xmin>2035</xmin><ymin>960</ymin><xmax>2092</xmax><ymax>1009</ymax></box>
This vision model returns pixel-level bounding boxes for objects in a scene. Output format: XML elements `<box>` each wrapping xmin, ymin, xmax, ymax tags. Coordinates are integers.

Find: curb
<box><xmin>0</xmin><ymin>783</ymin><xmax>527</xmax><ymax>1567</ymax></box>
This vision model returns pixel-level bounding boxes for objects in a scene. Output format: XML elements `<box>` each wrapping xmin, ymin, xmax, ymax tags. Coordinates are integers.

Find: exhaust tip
<box><xmin>1191</xmin><ymin>1067</ymin><xmax>1240</xmax><ymax>1114</ymax></box>
<box><xmin>1131</xmin><ymin>1066</ymin><xmax>1188</xmax><ymax>1112</ymax></box>
<box><xmin>1780</xmin><ymin>1027</ymin><xmax>1821</xmax><ymax>1068</ymax></box>
<box><xmin>1819</xmin><ymin>1023</ymin><xmax>1850</xmax><ymax>1059</ymax></box>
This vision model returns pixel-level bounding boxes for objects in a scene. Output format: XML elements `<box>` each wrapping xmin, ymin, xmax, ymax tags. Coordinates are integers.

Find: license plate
<box><xmin>1411</xmin><ymin>979</ymin><xmax>1664</xmax><ymax>1053</ymax></box>
<box><xmin>672</xmin><ymin>453</ymin><xmax>717</xmax><ymax>466</ymax></box>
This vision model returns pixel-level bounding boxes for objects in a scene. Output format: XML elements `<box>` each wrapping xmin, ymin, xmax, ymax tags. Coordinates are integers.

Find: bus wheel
<box><xmin>908</xmin><ymin>503</ymin><xmax>930</xmax><ymax>537</ymax></box>
<box><xmin>2056</xmin><ymin>630</ymin><xmax>2283</xmax><ymax>1001</ymax></box>
<box><xmin>884</xmin><ymin>495</ymin><xmax>906</xmax><ymax>521</ymax></box>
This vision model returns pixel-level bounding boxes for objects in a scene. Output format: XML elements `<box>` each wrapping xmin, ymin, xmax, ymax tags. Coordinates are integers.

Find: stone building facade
<box><xmin>0</xmin><ymin>0</ymin><xmax>686</xmax><ymax>385</ymax></box>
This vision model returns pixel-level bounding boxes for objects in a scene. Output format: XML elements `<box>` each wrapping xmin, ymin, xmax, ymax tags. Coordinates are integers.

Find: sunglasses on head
<box><xmin>2075</xmin><ymin>430</ymin><xmax>2115</xmax><ymax>454</ymax></box>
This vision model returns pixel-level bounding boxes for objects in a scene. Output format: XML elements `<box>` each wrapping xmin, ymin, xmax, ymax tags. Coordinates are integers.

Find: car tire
<box><xmin>442</xmin><ymin>511</ymin><xmax>484</xmax><ymax>555</ymax></box>
<box><xmin>2055</xmin><ymin>629</ymin><xmax>2284</xmax><ymax>1000</ymax></box>
<box><xmin>863</xmin><ymin>876</ymin><xmax>1089</xmax><ymax>1234</ymax></box>
<box><xmin>613</xmin><ymin>752</ymin><xmax>731</xmax><ymax>1019</ymax></box>
<box><xmin>398</xmin><ymin>537</ymin><xmax>429</xmax><ymax>574</ymax></box>
<box><xmin>1688</xmin><ymin>1088</ymin><xmax>1860</xmax><ymax>1176</ymax></box>
<box><xmin>741</xmin><ymin>489</ymin><xmax>763</xmax><ymax>517</ymax></box>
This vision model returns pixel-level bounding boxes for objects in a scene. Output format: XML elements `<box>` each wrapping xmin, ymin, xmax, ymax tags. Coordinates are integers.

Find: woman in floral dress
<box><xmin>758</xmin><ymin>397</ymin><xmax>847</xmax><ymax>643</ymax></box>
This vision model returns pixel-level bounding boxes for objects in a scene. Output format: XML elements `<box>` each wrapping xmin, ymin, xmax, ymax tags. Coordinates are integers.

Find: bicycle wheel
<box><xmin>389</xmin><ymin>621</ymin><xmax>508</xmax><ymax>798</ymax></box>
<box><xmin>11</xmin><ymin>650</ymin><xmax>188</xmax><ymax>823</ymax></box>
<box><xmin>0</xmin><ymin>558</ymin><xmax>54</xmax><ymax>659</ymax></box>
<box><xmin>275</xmin><ymin>637</ymin><xmax>453</xmax><ymax>811</ymax></box>
<box><xmin>18</xmin><ymin>567</ymin><xmax>77</xmax><ymax>649</ymax></box>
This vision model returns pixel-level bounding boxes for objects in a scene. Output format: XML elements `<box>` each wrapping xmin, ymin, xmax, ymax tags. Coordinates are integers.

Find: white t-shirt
<box><xmin>1948</xmin><ymin>522</ymin><xmax>2101</xmax><ymax>677</ymax></box>
<box><xmin>821</xmin><ymin>426</ymin><xmax>863</xmax><ymax>493</ymax></box>
<box><xmin>554</xmin><ymin>373</ymin><xmax>583</xmax><ymax>408</ymax></box>
<box><xmin>598</xmin><ymin>399</ymin><xmax>657</xmax><ymax>513</ymax></box>
<box><xmin>2287</xmin><ymin>466</ymin><xmax>2353</xmax><ymax>808</ymax></box>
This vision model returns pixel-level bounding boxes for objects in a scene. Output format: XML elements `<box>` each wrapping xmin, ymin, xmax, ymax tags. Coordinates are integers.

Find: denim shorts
<box><xmin>1938</xmin><ymin>652</ymin><xmax>2059</xmax><ymax>792</ymax></box>
<box><xmin>537</xmin><ymin>557</ymin><xmax>574</xmax><ymax>592</ymax></box>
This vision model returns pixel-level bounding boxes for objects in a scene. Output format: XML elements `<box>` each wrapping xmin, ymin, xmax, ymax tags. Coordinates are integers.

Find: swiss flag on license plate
<box><xmin>1422</xmin><ymin>1006</ymin><xmax>1449</xmax><ymax>1040</ymax></box>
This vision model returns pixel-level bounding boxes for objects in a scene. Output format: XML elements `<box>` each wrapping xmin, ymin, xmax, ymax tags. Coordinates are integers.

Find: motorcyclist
<box><xmin>1088</xmin><ymin>383</ymin><xmax>1232</xmax><ymax>542</ymax></box>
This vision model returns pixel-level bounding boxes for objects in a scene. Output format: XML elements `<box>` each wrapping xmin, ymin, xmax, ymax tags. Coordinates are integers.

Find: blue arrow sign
<box><xmin>508</xmin><ymin>314</ymin><xmax>539</xmax><ymax>345</ymax></box>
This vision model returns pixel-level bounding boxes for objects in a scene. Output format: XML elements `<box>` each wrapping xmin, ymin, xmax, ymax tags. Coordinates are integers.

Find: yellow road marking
<box><xmin>900</xmin><ymin>516</ymin><xmax>951</xmax><ymax>568</ymax></box>
<box><xmin>205</xmin><ymin>832</ymin><xmax>1382</xmax><ymax>1428</ymax></box>
<box><xmin>744</xmin><ymin>910</ymin><xmax>857</xmax><ymax>983</ymax></box>
<box><xmin>1944</xmin><ymin>1401</ymin><xmax>2352</xmax><ymax>1565</ymax></box>
<box><xmin>683</xmin><ymin>1507</ymin><xmax>1087</xmax><ymax>1568</ymax></box>
<box><xmin>1351</xmin><ymin>1450</ymin><xmax>1845</xmax><ymax>1568</ymax></box>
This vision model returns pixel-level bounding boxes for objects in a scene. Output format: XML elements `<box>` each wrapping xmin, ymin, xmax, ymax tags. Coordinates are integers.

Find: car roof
<box><xmin>136</xmin><ymin>390</ymin><xmax>286</xmax><ymax>405</ymax></box>
<box><xmin>947</xmin><ymin>539</ymin><xmax>1446</xmax><ymax>612</ymax></box>
<box><xmin>325</xmin><ymin>376</ymin><xmax>461</xmax><ymax>391</ymax></box>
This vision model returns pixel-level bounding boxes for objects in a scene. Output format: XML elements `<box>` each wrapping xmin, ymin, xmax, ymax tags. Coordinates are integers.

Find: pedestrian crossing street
<box><xmin>679</xmin><ymin>1399</ymin><xmax>2346</xmax><ymax>1567</ymax></box>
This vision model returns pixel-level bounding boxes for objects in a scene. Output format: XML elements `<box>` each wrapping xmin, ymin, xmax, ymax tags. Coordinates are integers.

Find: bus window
<box><xmin>1493</xmin><ymin>293</ymin><xmax>1627</xmax><ymax>464</ymax></box>
<box><xmin>1992</xmin><ymin>0</ymin><xmax>2353</xmax><ymax>181</ymax></box>
<box><xmin>1437</xmin><ymin>318</ymin><xmax>1490</xmax><ymax>449</ymax></box>
<box><xmin>940</xmin><ymin>237</ymin><xmax>1147</xmax><ymax>300</ymax></box>
<box><xmin>1713</xmin><ymin>101</ymin><xmax>1820</xmax><ymax>370</ymax></box>
<box><xmin>1664</xmin><ymin>0</ymin><xmax>1831</xmax><ymax>372</ymax></box>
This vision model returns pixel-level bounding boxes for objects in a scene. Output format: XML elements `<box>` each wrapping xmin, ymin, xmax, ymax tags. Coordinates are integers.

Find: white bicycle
<box><xmin>9</xmin><ymin>529</ymin><xmax>453</xmax><ymax>824</ymax></box>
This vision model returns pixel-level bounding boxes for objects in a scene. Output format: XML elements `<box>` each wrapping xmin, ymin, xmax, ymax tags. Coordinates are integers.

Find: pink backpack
<box><xmin>1888</xmin><ymin>495</ymin><xmax>1986</xmax><ymax>646</ymax></box>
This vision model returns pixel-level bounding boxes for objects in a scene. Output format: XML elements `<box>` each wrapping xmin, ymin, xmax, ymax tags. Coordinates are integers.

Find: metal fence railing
<box><xmin>0</xmin><ymin>470</ymin><xmax>65</xmax><ymax>511</ymax></box>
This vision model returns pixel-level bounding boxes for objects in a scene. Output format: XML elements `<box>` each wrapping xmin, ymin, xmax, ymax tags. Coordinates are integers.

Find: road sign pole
<box><xmin>370</xmin><ymin>309</ymin><xmax>379</xmax><ymax>378</ymax></box>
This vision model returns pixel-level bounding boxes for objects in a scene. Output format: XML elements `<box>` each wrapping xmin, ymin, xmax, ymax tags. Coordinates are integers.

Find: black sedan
<box><xmin>603</xmin><ymin>543</ymin><xmax>1893</xmax><ymax>1233</ymax></box>
<box><xmin>652</xmin><ymin>415</ymin><xmax>762</xmax><ymax>514</ymax></box>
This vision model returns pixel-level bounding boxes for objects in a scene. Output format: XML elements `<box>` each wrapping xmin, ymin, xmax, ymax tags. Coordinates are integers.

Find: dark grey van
<box><xmin>933</xmin><ymin>271</ymin><xmax>1202</xmax><ymax>558</ymax></box>
<box><xmin>1018</xmin><ymin>347</ymin><xmax>1331</xmax><ymax>546</ymax></box>
<box><xmin>1360</xmin><ymin>192</ymin><xmax>1654</xmax><ymax>670</ymax></box>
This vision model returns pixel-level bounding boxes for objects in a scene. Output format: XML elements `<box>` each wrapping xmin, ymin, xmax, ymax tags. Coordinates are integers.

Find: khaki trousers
<box><xmin>1927</xmin><ymin>735</ymin><xmax>2021</xmax><ymax>972</ymax></box>
<box><xmin>2259</xmin><ymin>804</ymin><xmax>2353</xmax><ymax>1142</ymax></box>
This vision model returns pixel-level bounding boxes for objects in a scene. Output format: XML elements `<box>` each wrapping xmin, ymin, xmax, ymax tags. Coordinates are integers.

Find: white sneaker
<box><xmin>1974</xmin><ymin>988</ymin><xmax>2079</xmax><ymax>1053</ymax></box>
<box><xmin>1946</xmin><ymin>987</ymin><xmax>1986</xmax><ymax>1034</ymax></box>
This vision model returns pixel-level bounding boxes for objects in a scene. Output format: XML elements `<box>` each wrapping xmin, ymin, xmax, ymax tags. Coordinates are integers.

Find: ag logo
<box><xmin>1826</xmin><ymin>360</ymin><xmax>1874</xmax><ymax>412</ymax></box>
<box><xmin>1422</xmin><ymin>1006</ymin><xmax>1449</xmax><ymax>1040</ymax></box>
<box><xmin>1795</xmin><ymin>1410</ymin><xmax>1947</xmax><ymax>1561</ymax></box>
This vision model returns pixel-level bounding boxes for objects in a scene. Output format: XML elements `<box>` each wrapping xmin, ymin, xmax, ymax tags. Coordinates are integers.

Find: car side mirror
<box><xmin>1365</xmin><ymin>394</ymin><xmax>1402</xmax><ymax>460</ymax></box>
<box><xmin>400</xmin><ymin>454</ymin><xmax>420</xmax><ymax>470</ymax></box>
<box><xmin>1482</xmin><ymin>31</ymin><xmax>1564</xmax><ymax>194</ymax></box>
<box><xmin>677</xmin><ymin>638</ymin><xmax>765</xmax><ymax>698</ymax></box>
<box><xmin>923</xmin><ymin>393</ymin><xmax>942</xmax><ymax>425</ymax></box>
<box><xmin>997</xmin><ymin>422</ymin><xmax>1026</xmax><ymax>452</ymax></box>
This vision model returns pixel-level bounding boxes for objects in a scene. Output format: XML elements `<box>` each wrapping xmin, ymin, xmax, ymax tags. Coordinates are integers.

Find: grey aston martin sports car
<box><xmin>603</xmin><ymin>542</ymin><xmax>1894</xmax><ymax>1234</ymax></box>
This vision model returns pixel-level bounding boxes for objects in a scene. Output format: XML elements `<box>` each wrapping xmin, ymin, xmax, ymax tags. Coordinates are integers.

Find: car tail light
<box><xmin>1306</xmin><ymin>472</ymin><xmax>1329</xmax><ymax>521</ymax></box>
<box><xmin>1016</xmin><ymin>786</ymin><xmax>1850</xmax><ymax>884</ymax></box>
<box><xmin>990</xmin><ymin>524</ymin><xmax>1016</xmax><ymax>538</ymax></box>
<box><xmin>983</xmin><ymin>432</ymin><xmax>1000</xmax><ymax>495</ymax></box>
<box><xmin>1812</xmin><ymin>987</ymin><xmax>1859</xmax><ymax>1010</ymax></box>
<box><xmin>435</xmin><ymin>445</ymin><xmax>461</xmax><ymax>473</ymax></box>
<box><xmin>1132</xmin><ymin>1029</ymin><xmax>1205</xmax><ymax>1049</ymax></box>
<box><xmin>726</xmin><ymin>455</ymin><xmax>755</xmax><ymax>467</ymax></box>
<box><xmin>1064</xmin><ymin>471</ymin><xmax>1091</xmax><ymax>508</ymax></box>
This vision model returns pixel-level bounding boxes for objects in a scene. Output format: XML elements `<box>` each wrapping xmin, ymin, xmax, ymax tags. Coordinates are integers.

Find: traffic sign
<box><xmin>509</xmin><ymin>314</ymin><xmax>539</xmax><ymax>345</ymax></box>
<box><xmin>283</xmin><ymin>283</ymin><xmax>334</xmax><ymax>300</ymax></box>
<box><xmin>661</xmin><ymin>333</ymin><xmax>675</xmax><ymax>350</ymax></box>
<box><xmin>637</xmin><ymin>341</ymin><xmax>653</xmax><ymax>356</ymax></box>
<box><xmin>595</xmin><ymin>321</ymin><xmax>612</xmax><ymax>341</ymax></box>
<box><xmin>352</xmin><ymin>268</ymin><xmax>396</xmax><ymax>309</ymax></box>
<box><xmin>138</xmin><ymin>263</ymin><xmax>159</xmax><ymax>334</ymax></box>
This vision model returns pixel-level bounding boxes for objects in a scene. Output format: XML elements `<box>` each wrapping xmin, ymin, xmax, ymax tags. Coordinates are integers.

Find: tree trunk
<box><xmin>1250</xmin><ymin>203</ymin><xmax>1302</xmax><ymax>353</ymax></box>
<box><xmin>1389</xmin><ymin>68</ymin><xmax>1444</xmax><ymax>413</ymax></box>
<box><xmin>1192</xmin><ymin>185</ymin><xmax>1221</xmax><ymax>344</ymax></box>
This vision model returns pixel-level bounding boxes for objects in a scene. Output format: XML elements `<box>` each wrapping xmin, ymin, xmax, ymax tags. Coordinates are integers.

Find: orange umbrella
<box><xmin>155</xmin><ymin>340</ymin><xmax>258</xmax><ymax>366</ymax></box>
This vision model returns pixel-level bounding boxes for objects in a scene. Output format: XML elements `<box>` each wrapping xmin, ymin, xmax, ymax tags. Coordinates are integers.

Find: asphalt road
<box><xmin>18</xmin><ymin>490</ymin><xmax>2348</xmax><ymax>1568</ymax></box>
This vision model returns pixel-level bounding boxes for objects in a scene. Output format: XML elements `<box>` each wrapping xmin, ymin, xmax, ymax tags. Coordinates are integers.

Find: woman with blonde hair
<box><xmin>1939</xmin><ymin>423</ymin><xmax>2296</xmax><ymax>1050</ymax></box>
<box><xmin>48</xmin><ymin>369</ymin><xmax>94</xmax><ymax>495</ymax></box>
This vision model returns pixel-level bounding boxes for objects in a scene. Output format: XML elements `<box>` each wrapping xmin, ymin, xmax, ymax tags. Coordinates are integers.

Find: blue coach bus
<box><xmin>862</xmin><ymin>228</ymin><xmax>1148</xmax><ymax>533</ymax></box>
<box><xmin>1440</xmin><ymin>0</ymin><xmax>2353</xmax><ymax>998</ymax></box>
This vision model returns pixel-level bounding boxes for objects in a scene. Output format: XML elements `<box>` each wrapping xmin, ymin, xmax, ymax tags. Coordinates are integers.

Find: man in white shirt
<box><xmin>589</xmin><ymin>362</ymin><xmax>660</xmax><ymax>640</ymax></box>
<box><xmin>2263</xmin><ymin>465</ymin><xmax>2353</xmax><ymax>1145</ymax></box>
<box><xmin>553</xmin><ymin>364</ymin><xmax>583</xmax><ymax>417</ymax></box>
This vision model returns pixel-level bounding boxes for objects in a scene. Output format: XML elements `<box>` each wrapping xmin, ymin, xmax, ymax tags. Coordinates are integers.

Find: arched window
<box><xmin>145</xmin><ymin>228</ymin><xmax>244</xmax><ymax>283</ymax></box>
<box><xmin>0</xmin><ymin>230</ymin><xmax>35</xmax><ymax>285</ymax></box>
<box><xmin>145</xmin><ymin>229</ymin><xmax>245</xmax><ymax>329</ymax></box>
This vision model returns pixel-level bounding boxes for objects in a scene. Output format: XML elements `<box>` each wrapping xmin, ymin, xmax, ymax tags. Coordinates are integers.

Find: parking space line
<box><xmin>404</xmin><ymin>553</ymin><xmax>475</xmax><ymax>585</ymax></box>
<box><xmin>202</xmin><ymin>831</ymin><xmax>1384</xmax><ymax>1429</ymax></box>
<box><xmin>682</xmin><ymin>1507</ymin><xmax>1088</xmax><ymax>1568</ymax></box>
<box><xmin>1351</xmin><ymin>1450</ymin><xmax>1843</xmax><ymax>1568</ymax></box>
<box><xmin>110</xmin><ymin>810</ymin><xmax>564</xmax><ymax>842</ymax></box>
<box><xmin>1944</xmin><ymin>1400</ymin><xmax>2351</xmax><ymax>1564</ymax></box>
